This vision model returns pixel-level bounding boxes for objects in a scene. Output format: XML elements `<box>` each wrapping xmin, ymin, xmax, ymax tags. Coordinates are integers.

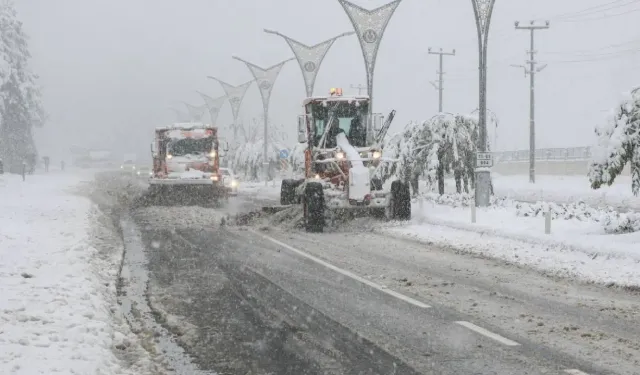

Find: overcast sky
<box><xmin>16</xmin><ymin>0</ymin><xmax>640</xmax><ymax>160</ymax></box>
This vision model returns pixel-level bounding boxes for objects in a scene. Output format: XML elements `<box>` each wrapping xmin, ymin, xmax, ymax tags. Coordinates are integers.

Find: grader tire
<box><xmin>280</xmin><ymin>179</ymin><xmax>296</xmax><ymax>205</ymax></box>
<box><xmin>304</xmin><ymin>182</ymin><xmax>325</xmax><ymax>233</ymax></box>
<box><xmin>390</xmin><ymin>180</ymin><xmax>411</xmax><ymax>221</ymax></box>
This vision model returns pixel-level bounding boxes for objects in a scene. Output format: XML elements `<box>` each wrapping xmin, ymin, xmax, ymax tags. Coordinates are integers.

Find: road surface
<box><xmin>115</xmin><ymin>177</ymin><xmax>639</xmax><ymax>374</ymax></box>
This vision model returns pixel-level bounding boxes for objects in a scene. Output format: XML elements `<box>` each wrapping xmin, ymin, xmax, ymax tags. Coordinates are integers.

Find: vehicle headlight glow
<box><xmin>210</xmin><ymin>175</ymin><xmax>219</xmax><ymax>181</ymax></box>
<box><xmin>167</xmin><ymin>154</ymin><xmax>173</xmax><ymax>159</ymax></box>
<box><xmin>314</xmin><ymin>174</ymin><xmax>320</xmax><ymax>179</ymax></box>
<box><xmin>132</xmin><ymin>165</ymin><xmax>136</xmax><ymax>169</ymax></box>
<box><xmin>120</xmin><ymin>165</ymin><xmax>124</xmax><ymax>169</ymax></box>
<box><xmin>137</xmin><ymin>171</ymin><xmax>140</xmax><ymax>175</ymax></box>
<box><xmin>209</xmin><ymin>151</ymin><xmax>217</xmax><ymax>158</ymax></box>
<box><xmin>372</xmin><ymin>151</ymin><xmax>382</xmax><ymax>159</ymax></box>
<box><xmin>335</xmin><ymin>151</ymin><xmax>345</xmax><ymax>160</ymax></box>
<box><xmin>231</xmin><ymin>180</ymin><xmax>238</xmax><ymax>187</ymax></box>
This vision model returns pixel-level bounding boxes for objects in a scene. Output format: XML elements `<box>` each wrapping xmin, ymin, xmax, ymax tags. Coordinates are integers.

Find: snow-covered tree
<box><xmin>0</xmin><ymin>1</ymin><xmax>45</xmax><ymax>167</ymax></box>
<box><xmin>380</xmin><ymin>113</ymin><xmax>480</xmax><ymax>196</ymax></box>
<box><xmin>231</xmin><ymin>116</ymin><xmax>294</xmax><ymax>180</ymax></box>
<box><xmin>589</xmin><ymin>87</ymin><xmax>640</xmax><ymax>196</ymax></box>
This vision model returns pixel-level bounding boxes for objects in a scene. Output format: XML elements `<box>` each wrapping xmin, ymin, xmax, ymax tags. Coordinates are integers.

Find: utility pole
<box><xmin>428</xmin><ymin>48</ymin><xmax>456</xmax><ymax>113</ymax></box>
<box><xmin>514</xmin><ymin>20</ymin><xmax>550</xmax><ymax>184</ymax></box>
<box><xmin>350</xmin><ymin>84</ymin><xmax>366</xmax><ymax>95</ymax></box>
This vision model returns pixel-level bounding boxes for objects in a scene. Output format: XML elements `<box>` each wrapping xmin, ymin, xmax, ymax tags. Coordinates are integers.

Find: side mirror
<box><xmin>297</xmin><ymin>115</ymin><xmax>307</xmax><ymax>143</ymax></box>
<box><xmin>373</xmin><ymin>113</ymin><xmax>384</xmax><ymax>132</ymax></box>
<box><xmin>222</xmin><ymin>141</ymin><xmax>229</xmax><ymax>152</ymax></box>
<box><xmin>150</xmin><ymin>142</ymin><xmax>157</xmax><ymax>157</ymax></box>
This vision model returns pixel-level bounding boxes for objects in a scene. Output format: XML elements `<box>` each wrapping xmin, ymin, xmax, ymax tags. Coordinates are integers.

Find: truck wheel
<box><xmin>304</xmin><ymin>182</ymin><xmax>325</xmax><ymax>233</ymax></box>
<box><xmin>390</xmin><ymin>180</ymin><xmax>411</xmax><ymax>221</ymax></box>
<box><xmin>280</xmin><ymin>179</ymin><xmax>295</xmax><ymax>205</ymax></box>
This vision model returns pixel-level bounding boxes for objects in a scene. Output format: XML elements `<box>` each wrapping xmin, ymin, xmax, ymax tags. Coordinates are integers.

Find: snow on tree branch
<box><xmin>589</xmin><ymin>88</ymin><xmax>640</xmax><ymax>196</ymax></box>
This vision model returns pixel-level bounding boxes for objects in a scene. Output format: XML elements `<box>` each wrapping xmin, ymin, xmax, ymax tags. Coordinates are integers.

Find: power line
<box><xmin>427</xmin><ymin>47</ymin><xmax>455</xmax><ymax>113</ymax></box>
<box><xmin>559</xmin><ymin>7</ymin><xmax>640</xmax><ymax>22</ymax></box>
<box><xmin>546</xmin><ymin>0</ymin><xmax>639</xmax><ymax>20</ymax></box>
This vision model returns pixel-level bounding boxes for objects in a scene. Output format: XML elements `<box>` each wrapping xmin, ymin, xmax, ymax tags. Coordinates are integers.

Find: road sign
<box><xmin>476</xmin><ymin>152</ymin><xmax>493</xmax><ymax>168</ymax></box>
<box><xmin>279</xmin><ymin>149</ymin><xmax>289</xmax><ymax>159</ymax></box>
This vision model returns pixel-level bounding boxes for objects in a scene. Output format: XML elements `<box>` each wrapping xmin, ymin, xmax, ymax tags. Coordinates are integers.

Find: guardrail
<box><xmin>493</xmin><ymin>147</ymin><xmax>592</xmax><ymax>162</ymax></box>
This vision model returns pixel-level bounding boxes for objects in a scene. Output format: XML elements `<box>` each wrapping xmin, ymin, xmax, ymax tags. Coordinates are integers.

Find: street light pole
<box><xmin>232</xmin><ymin>56</ymin><xmax>294</xmax><ymax>186</ymax></box>
<box><xmin>471</xmin><ymin>0</ymin><xmax>496</xmax><ymax>207</ymax></box>
<box><xmin>264</xmin><ymin>29</ymin><xmax>354</xmax><ymax>97</ymax></box>
<box><xmin>337</xmin><ymin>0</ymin><xmax>402</xmax><ymax>119</ymax></box>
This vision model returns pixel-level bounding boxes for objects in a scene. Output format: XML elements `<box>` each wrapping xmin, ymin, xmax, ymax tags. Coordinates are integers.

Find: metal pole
<box><xmin>515</xmin><ymin>20</ymin><xmax>550</xmax><ymax>184</ymax></box>
<box><xmin>471</xmin><ymin>0</ymin><xmax>496</xmax><ymax>207</ymax></box>
<box><xmin>428</xmin><ymin>48</ymin><xmax>455</xmax><ymax>113</ymax></box>
<box><xmin>529</xmin><ymin>29</ymin><xmax>535</xmax><ymax>184</ymax></box>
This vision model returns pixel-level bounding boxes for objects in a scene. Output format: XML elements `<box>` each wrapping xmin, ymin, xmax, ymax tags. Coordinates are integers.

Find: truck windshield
<box><xmin>168</xmin><ymin>137</ymin><xmax>212</xmax><ymax>157</ymax></box>
<box><xmin>308</xmin><ymin>101</ymin><xmax>369</xmax><ymax>147</ymax></box>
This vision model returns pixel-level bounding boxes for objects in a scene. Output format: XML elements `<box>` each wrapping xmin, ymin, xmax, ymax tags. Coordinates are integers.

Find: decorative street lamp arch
<box><xmin>232</xmin><ymin>56</ymin><xmax>294</xmax><ymax>184</ymax></box>
<box><xmin>206</xmin><ymin>78</ymin><xmax>254</xmax><ymax>145</ymax></box>
<box><xmin>264</xmin><ymin>29</ymin><xmax>355</xmax><ymax>97</ymax></box>
<box><xmin>169</xmin><ymin>107</ymin><xmax>190</xmax><ymax>123</ymax></box>
<box><xmin>197</xmin><ymin>91</ymin><xmax>227</xmax><ymax>125</ymax></box>
<box><xmin>337</xmin><ymin>0</ymin><xmax>402</xmax><ymax>117</ymax></box>
<box><xmin>182</xmin><ymin>102</ymin><xmax>207</xmax><ymax>122</ymax></box>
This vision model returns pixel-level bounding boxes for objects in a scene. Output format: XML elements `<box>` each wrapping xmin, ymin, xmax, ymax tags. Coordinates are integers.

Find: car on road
<box><xmin>220</xmin><ymin>167</ymin><xmax>238</xmax><ymax>196</ymax></box>
<box><xmin>136</xmin><ymin>165</ymin><xmax>152</xmax><ymax>179</ymax></box>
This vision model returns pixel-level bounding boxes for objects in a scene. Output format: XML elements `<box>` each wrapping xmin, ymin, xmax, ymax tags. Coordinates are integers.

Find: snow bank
<box><xmin>0</xmin><ymin>172</ymin><xmax>149</xmax><ymax>374</ymax></box>
<box><xmin>440</xmin><ymin>174</ymin><xmax>640</xmax><ymax>212</ymax></box>
<box><xmin>386</xmin><ymin>197</ymin><xmax>640</xmax><ymax>287</ymax></box>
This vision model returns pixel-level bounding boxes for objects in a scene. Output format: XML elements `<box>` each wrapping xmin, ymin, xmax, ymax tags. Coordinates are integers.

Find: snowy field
<box><xmin>444</xmin><ymin>174</ymin><xmax>640</xmax><ymax>211</ymax></box>
<box><xmin>0</xmin><ymin>171</ymin><xmax>156</xmax><ymax>375</ymax></box>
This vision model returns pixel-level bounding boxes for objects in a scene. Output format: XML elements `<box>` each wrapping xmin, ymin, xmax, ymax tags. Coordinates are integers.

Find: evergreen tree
<box><xmin>589</xmin><ymin>87</ymin><xmax>640</xmax><ymax>196</ymax></box>
<box><xmin>0</xmin><ymin>1</ymin><xmax>45</xmax><ymax>167</ymax></box>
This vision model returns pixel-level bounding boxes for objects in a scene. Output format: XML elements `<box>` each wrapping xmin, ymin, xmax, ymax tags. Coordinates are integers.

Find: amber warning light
<box><xmin>330</xmin><ymin>88</ymin><xmax>343</xmax><ymax>96</ymax></box>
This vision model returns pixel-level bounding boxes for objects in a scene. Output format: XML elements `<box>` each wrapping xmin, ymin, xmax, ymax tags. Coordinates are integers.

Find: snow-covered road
<box><xmin>0</xmin><ymin>171</ymin><xmax>159</xmax><ymax>375</ymax></box>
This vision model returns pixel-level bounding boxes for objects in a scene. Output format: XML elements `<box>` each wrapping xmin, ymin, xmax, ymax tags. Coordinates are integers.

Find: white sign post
<box><xmin>476</xmin><ymin>152</ymin><xmax>493</xmax><ymax>168</ymax></box>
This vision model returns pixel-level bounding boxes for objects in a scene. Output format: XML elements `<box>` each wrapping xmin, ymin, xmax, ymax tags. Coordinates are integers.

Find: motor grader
<box><xmin>280</xmin><ymin>88</ymin><xmax>411</xmax><ymax>232</ymax></box>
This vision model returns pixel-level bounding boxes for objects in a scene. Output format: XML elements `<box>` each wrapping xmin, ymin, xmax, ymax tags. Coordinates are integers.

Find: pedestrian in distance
<box><xmin>43</xmin><ymin>156</ymin><xmax>50</xmax><ymax>172</ymax></box>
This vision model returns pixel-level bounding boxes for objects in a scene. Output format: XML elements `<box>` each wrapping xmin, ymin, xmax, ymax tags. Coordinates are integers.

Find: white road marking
<box><xmin>564</xmin><ymin>370</ymin><xmax>591</xmax><ymax>375</ymax></box>
<box><xmin>249</xmin><ymin>229</ymin><xmax>431</xmax><ymax>309</ymax></box>
<box><xmin>455</xmin><ymin>321</ymin><xmax>520</xmax><ymax>346</ymax></box>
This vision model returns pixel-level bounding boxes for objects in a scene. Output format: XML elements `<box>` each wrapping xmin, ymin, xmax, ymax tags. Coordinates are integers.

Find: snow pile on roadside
<box><xmin>0</xmin><ymin>172</ymin><xmax>157</xmax><ymax>374</ymax></box>
<box><xmin>385</xmin><ymin>197</ymin><xmax>640</xmax><ymax>287</ymax></box>
<box><xmin>420</xmin><ymin>192</ymin><xmax>640</xmax><ymax>234</ymax></box>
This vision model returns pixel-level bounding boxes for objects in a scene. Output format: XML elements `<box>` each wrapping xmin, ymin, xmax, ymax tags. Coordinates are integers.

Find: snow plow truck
<box><xmin>149</xmin><ymin>123</ymin><xmax>230</xmax><ymax>205</ymax></box>
<box><xmin>279</xmin><ymin>88</ymin><xmax>411</xmax><ymax>232</ymax></box>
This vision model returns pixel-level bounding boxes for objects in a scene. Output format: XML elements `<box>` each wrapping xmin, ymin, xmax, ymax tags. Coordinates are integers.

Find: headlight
<box><xmin>209</xmin><ymin>151</ymin><xmax>217</xmax><ymax>158</ymax></box>
<box><xmin>372</xmin><ymin>151</ymin><xmax>382</xmax><ymax>159</ymax></box>
<box><xmin>137</xmin><ymin>171</ymin><xmax>140</xmax><ymax>175</ymax></box>
<box><xmin>132</xmin><ymin>166</ymin><xmax>136</xmax><ymax>170</ymax></box>
<box><xmin>231</xmin><ymin>180</ymin><xmax>238</xmax><ymax>187</ymax></box>
<box><xmin>210</xmin><ymin>175</ymin><xmax>219</xmax><ymax>181</ymax></box>
<box><xmin>120</xmin><ymin>165</ymin><xmax>124</xmax><ymax>169</ymax></box>
<box><xmin>314</xmin><ymin>174</ymin><xmax>320</xmax><ymax>179</ymax></box>
<box><xmin>335</xmin><ymin>151</ymin><xmax>345</xmax><ymax>160</ymax></box>
<box><xmin>167</xmin><ymin>154</ymin><xmax>173</xmax><ymax>159</ymax></box>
